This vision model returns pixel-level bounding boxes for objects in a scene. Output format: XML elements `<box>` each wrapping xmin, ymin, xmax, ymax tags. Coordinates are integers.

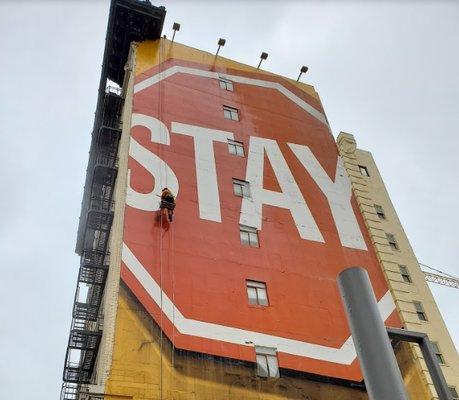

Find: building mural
<box><xmin>61</xmin><ymin>3</ymin><xmax>459</xmax><ymax>398</ymax></box>
<box><xmin>121</xmin><ymin>55</ymin><xmax>400</xmax><ymax>381</ymax></box>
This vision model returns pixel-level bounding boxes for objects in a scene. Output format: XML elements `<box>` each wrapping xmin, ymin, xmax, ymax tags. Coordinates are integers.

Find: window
<box><xmin>255</xmin><ymin>347</ymin><xmax>279</xmax><ymax>378</ymax></box>
<box><xmin>359</xmin><ymin>165</ymin><xmax>370</xmax><ymax>177</ymax></box>
<box><xmin>219</xmin><ymin>77</ymin><xmax>234</xmax><ymax>91</ymax></box>
<box><xmin>374</xmin><ymin>204</ymin><xmax>386</xmax><ymax>220</ymax></box>
<box><xmin>449</xmin><ymin>387</ymin><xmax>459</xmax><ymax>400</ymax></box>
<box><xmin>246</xmin><ymin>280</ymin><xmax>268</xmax><ymax>306</ymax></box>
<box><xmin>386</xmin><ymin>233</ymin><xmax>399</xmax><ymax>250</ymax></box>
<box><xmin>432</xmin><ymin>342</ymin><xmax>445</xmax><ymax>364</ymax></box>
<box><xmin>233</xmin><ymin>179</ymin><xmax>251</xmax><ymax>198</ymax></box>
<box><xmin>413</xmin><ymin>301</ymin><xmax>428</xmax><ymax>321</ymax></box>
<box><xmin>223</xmin><ymin>105</ymin><xmax>239</xmax><ymax>121</ymax></box>
<box><xmin>228</xmin><ymin>139</ymin><xmax>244</xmax><ymax>156</ymax></box>
<box><xmin>399</xmin><ymin>265</ymin><xmax>412</xmax><ymax>283</ymax></box>
<box><xmin>240</xmin><ymin>225</ymin><xmax>259</xmax><ymax>247</ymax></box>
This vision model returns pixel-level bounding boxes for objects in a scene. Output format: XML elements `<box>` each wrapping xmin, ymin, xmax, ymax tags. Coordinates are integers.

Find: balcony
<box><xmin>79</xmin><ymin>250</ymin><xmax>109</xmax><ymax>286</ymax></box>
<box><xmin>97</xmin><ymin>125</ymin><xmax>121</xmax><ymax>149</ymax></box>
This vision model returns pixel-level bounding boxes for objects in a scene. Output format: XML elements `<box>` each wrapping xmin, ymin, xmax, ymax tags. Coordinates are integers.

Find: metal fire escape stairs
<box><xmin>61</xmin><ymin>86</ymin><xmax>121</xmax><ymax>397</ymax></box>
<box><xmin>61</xmin><ymin>1</ymin><xmax>165</xmax><ymax>399</ymax></box>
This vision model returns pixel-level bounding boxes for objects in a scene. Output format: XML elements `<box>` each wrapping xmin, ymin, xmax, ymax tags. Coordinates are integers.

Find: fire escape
<box><xmin>61</xmin><ymin>86</ymin><xmax>122</xmax><ymax>399</ymax></box>
<box><xmin>61</xmin><ymin>1</ymin><xmax>165</xmax><ymax>399</ymax></box>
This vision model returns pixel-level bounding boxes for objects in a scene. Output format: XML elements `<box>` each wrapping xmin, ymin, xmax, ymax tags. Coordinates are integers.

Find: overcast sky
<box><xmin>0</xmin><ymin>1</ymin><xmax>458</xmax><ymax>399</ymax></box>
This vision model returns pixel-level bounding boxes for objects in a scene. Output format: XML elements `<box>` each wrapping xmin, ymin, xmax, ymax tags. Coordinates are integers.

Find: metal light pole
<box><xmin>297</xmin><ymin>65</ymin><xmax>308</xmax><ymax>82</ymax></box>
<box><xmin>171</xmin><ymin>22</ymin><xmax>180</xmax><ymax>43</ymax></box>
<box><xmin>257</xmin><ymin>52</ymin><xmax>268</xmax><ymax>69</ymax></box>
<box><xmin>216</xmin><ymin>38</ymin><xmax>226</xmax><ymax>57</ymax></box>
<box><xmin>338</xmin><ymin>267</ymin><xmax>409</xmax><ymax>400</ymax></box>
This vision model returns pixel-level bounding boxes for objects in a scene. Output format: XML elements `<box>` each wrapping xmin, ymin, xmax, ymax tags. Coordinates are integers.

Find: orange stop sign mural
<box><xmin>121</xmin><ymin>59</ymin><xmax>400</xmax><ymax>381</ymax></box>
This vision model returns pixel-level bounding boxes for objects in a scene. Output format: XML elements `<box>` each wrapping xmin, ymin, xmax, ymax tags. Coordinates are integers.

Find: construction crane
<box><xmin>420</xmin><ymin>263</ymin><xmax>459</xmax><ymax>289</ymax></box>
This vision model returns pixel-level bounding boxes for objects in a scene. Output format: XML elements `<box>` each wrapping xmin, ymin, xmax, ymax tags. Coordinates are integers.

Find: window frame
<box><xmin>359</xmin><ymin>165</ymin><xmax>370</xmax><ymax>177</ymax></box>
<box><xmin>219</xmin><ymin>77</ymin><xmax>234</xmax><ymax>92</ymax></box>
<box><xmin>233</xmin><ymin>178</ymin><xmax>251</xmax><ymax>198</ymax></box>
<box><xmin>399</xmin><ymin>265</ymin><xmax>412</xmax><ymax>283</ymax></box>
<box><xmin>413</xmin><ymin>301</ymin><xmax>428</xmax><ymax>322</ymax></box>
<box><xmin>386</xmin><ymin>233</ymin><xmax>399</xmax><ymax>250</ymax></box>
<box><xmin>223</xmin><ymin>105</ymin><xmax>239</xmax><ymax>121</ymax></box>
<box><xmin>240</xmin><ymin>225</ymin><xmax>259</xmax><ymax>247</ymax></box>
<box><xmin>432</xmin><ymin>342</ymin><xmax>445</xmax><ymax>364</ymax></box>
<box><xmin>227</xmin><ymin>139</ymin><xmax>244</xmax><ymax>156</ymax></box>
<box><xmin>246</xmin><ymin>280</ymin><xmax>268</xmax><ymax>306</ymax></box>
<box><xmin>374</xmin><ymin>204</ymin><xmax>386</xmax><ymax>220</ymax></box>
<box><xmin>255</xmin><ymin>346</ymin><xmax>279</xmax><ymax>378</ymax></box>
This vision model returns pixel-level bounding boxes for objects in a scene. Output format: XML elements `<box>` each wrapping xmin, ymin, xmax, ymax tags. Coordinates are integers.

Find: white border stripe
<box><xmin>134</xmin><ymin>66</ymin><xmax>329</xmax><ymax>126</ymax></box>
<box><xmin>122</xmin><ymin>242</ymin><xmax>395</xmax><ymax>365</ymax></box>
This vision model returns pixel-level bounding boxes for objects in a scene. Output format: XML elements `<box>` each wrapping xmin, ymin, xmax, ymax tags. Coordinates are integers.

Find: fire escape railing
<box><xmin>61</xmin><ymin>86</ymin><xmax>123</xmax><ymax>400</ymax></box>
<box><xmin>61</xmin><ymin>2</ymin><xmax>165</xmax><ymax>398</ymax></box>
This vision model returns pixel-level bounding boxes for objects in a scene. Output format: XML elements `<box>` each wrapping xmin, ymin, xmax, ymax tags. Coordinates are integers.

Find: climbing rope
<box><xmin>157</xmin><ymin>36</ymin><xmax>177</xmax><ymax>398</ymax></box>
<box><xmin>158</xmin><ymin>35</ymin><xmax>164</xmax><ymax>400</ymax></box>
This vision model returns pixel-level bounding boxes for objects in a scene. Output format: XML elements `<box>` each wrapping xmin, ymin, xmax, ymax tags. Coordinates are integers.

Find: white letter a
<box><xmin>240</xmin><ymin>137</ymin><xmax>324</xmax><ymax>243</ymax></box>
<box><xmin>289</xmin><ymin>143</ymin><xmax>366</xmax><ymax>250</ymax></box>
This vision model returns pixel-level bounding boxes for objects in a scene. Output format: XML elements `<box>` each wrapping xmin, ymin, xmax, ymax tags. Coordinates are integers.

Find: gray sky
<box><xmin>0</xmin><ymin>1</ymin><xmax>458</xmax><ymax>399</ymax></box>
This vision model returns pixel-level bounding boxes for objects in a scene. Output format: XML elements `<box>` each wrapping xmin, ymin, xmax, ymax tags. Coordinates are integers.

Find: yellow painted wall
<box><xmin>105</xmin><ymin>285</ymin><xmax>368</xmax><ymax>400</ymax></box>
<box><xmin>396</xmin><ymin>343</ymin><xmax>437</xmax><ymax>400</ymax></box>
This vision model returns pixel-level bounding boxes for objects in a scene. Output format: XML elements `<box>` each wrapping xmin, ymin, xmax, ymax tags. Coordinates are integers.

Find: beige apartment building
<box><xmin>337</xmin><ymin>132</ymin><xmax>459</xmax><ymax>399</ymax></box>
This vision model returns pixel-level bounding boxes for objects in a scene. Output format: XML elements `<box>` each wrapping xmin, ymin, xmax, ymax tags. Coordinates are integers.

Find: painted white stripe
<box><xmin>134</xmin><ymin>66</ymin><xmax>329</xmax><ymax>126</ymax></box>
<box><xmin>122</xmin><ymin>242</ymin><xmax>396</xmax><ymax>365</ymax></box>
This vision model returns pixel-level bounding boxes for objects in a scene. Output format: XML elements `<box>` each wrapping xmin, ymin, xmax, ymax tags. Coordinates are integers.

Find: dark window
<box><xmin>223</xmin><ymin>105</ymin><xmax>239</xmax><ymax>121</ymax></box>
<box><xmin>240</xmin><ymin>225</ymin><xmax>259</xmax><ymax>247</ymax></box>
<box><xmin>359</xmin><ymin>165</ymin><xmax>370</xmax><ymax>177</ymax></box>
<box><xmin>219</xmin><ymin>77</ymin><xmax>234</xmax><ymax>91</ymax></box>
<box><xmin>386</xmin><ymin>233</ymin><xmax>399</xmax><ymax>250</ymax></box>
<box><xmin>399</xmin><ymin>265</ymin><xmax>412</xmax><ymax>283</ymax></box>
<box><xmin>413</xmin><ymin>301</ymin><xmax>428</xmax><ymax>321</ymax></box>
<box><xmin>246</xmin><ymin>280</ymin><xmax>268</xmax><ymax>306</ymax></box>
<box><xmin>375</xmin><ymin>204</ymin><xmax>386</xmax><ymax>220</ymax></box>
<box><xmin>255</xmin><ymin>347</ymin><xmax>279</xmax><ymax>378</ymax></box>
<box><xmin>228</xmin><ymin>139</ymin><xmax>244</xmax><ymax>156</ymax></box>
<box><xmin>233</xmin><ymin>179</ymin><xmax>251</xmax><ymax>198</ymax></box>
<box><xmin>432</xmin><ymin>342</ymin><xmax>445</xmax><ymax>364</ymax></box>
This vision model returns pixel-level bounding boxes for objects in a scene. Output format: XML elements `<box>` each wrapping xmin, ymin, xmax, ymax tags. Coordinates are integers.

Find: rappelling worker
<box><xmin>160</xmin><ymin>187</ymin><xmax>175</xmax><ymax>222</ymax></box>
